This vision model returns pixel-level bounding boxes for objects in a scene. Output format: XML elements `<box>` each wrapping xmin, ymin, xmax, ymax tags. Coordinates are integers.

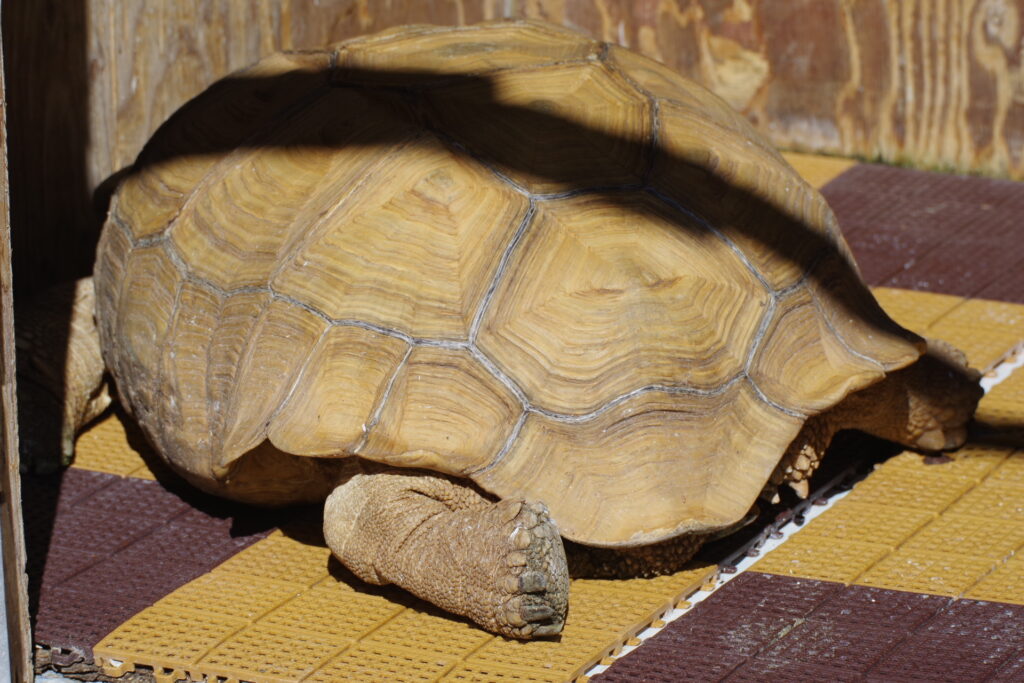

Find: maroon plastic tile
<box><xmin>648</xmin><ymin>606</ymin><xmax>800</xmax><ymax>658</ymax></box>
<box><xmin>865</xmin><ymin>633</ymin><xmax>1018</xmax><ymax>682</ymax></box>
<box><xmin>989</xmin><ymin>649</ymin><xmax>1024</xmax><ymax>682</ymax></box>
<box><xmin>28</xmin><ymin>467</ymin><xmax>277</xmax><ymax>657</ymax></box>
<box><xmin>27</xmin><ymin>545</ymin><xmax>105</xmax><ymax>594</ymax></box>
<box><xmin>726</xmin><ymin>657</ymin><xmax>865</xmax><ymax>682</ymax></box>
<box><xmin>821</xmin><ymin>163</ymin><xmax>1024</xmax><ymax>302</ymax></box>
<box><xmin>757</xmin><ymin>618</ymin><xmax>904</xmax><ymax>672</ymax></box>
<box><xmin>809</xmin><ymin>584</ymin><xmax>949</xmax><ymax>630</ymax></box>
<box><xmin>76</xmin><ymin>475</ymin><xmax>192</xmax><ymax>521</ymax></box>
<box><xmin>919</xmin><ymin>600</ymin><xmax>1024</xmax><ymax>648</ymax></box>
<box><xmin>596</xmin><ymin>649</ymin><xmax>746</xmax><ymax>682</ymax></box>
<box><xmin>47</xmin><ymin>505</ymin><xmax>165</xmax><ymax>553</ymax></box>
<box><xmin>698</xmin><ymin>572</ymin><xmax>842</xmax><ymax>616</ymax></box>
<box><xmin>33</xmin><ymin>586</ymin><xmax>141</xmax><ymax>653</ymax></box>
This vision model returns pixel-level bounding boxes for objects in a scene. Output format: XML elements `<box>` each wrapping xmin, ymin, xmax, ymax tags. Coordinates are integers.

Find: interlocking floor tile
<box><xmin>865</xmin><ymin>633</ymin><xmax>1021</xmax><ymax>682</ymax></box>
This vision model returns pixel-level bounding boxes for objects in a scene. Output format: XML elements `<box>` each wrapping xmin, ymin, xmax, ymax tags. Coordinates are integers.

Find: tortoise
<box><xmin>23</xmin><ymin>20</ymin><xmax>982</xmax><ymax>639</ymax></box>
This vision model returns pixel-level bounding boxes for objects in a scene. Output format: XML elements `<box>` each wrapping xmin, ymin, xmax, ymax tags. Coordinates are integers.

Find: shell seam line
<box><xmin>471</xmin><ymin>410</ymin><xmax>528</xmax><ymax>476</ymax></box>
<box><xmin>807</xmin><ymin>284</ymin><xmax>887</xmax><ymax>371</ymax></box>
<box><xmin>261</xmin><ymin>326</ymin><xmax>332</xmax><ymax>441</ymax></box>
<box><xmin>354</xmin><ymin>345</ymin><xmax>413</xmax><ymax>454</ymax></box>
<box><xmin>469</xmin><ymin>200</ymin><xmax>537</xmax><ymax>342</ymax></box>
<box><xmin>644</xmin><ymin>185</ymin><xmax>775</xmax><ymax>294</ymax></box>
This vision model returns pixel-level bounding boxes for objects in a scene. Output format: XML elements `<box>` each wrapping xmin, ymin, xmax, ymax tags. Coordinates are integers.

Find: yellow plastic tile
<box><xmin>927</xmin><ymin>298</ymin><xmax>1024</xmax><ymax>370</ymax></box>
<box><xmin>199</xmin><ymin>623</ymin><xmax>348</xmax><ymax>682</ymax></box>
<box><xmin>795</xmin><ymin>500</ymin><xmax>935</xmax><ymax>550</ymax></box>
<box><xmin>752</xmin><ymin>535</ymin><xmax>890</xmax><ymax>584</ymax></box>
<box><xmin>214</xmin><ymin>531</ymin><xmax>332</xmax><ymax>587</ymax></box>
<box><xmin>260</xmin><ymin>582</ymin><xmax>404</xmax><ymax>643</ymax></box>
<box><xmin>94</xmin><ymin>605</ymin><xmax>247</xmax><ymax>671</ymax></box>
<box><xmin>464</xmin><ymin>624</ymin><xmax>616</xmax><ymax>680</ymax></box>
<box><xmin>155</xmin><ymin>571</ymin><xmax>300</xmax><ymax>622</ymax></box>
<box><xmin>305</xmin><ymin>642</ymin><xmax>456</xmax><ymax>682</ymax></box>
<box><xmin>782</xmin><ymin>151</ymin><xmax>857</xmax><ymax>189</ymax></box>
<box><xmin>964</xmin><ymin>554</ymin><xmax>1024</xmax><ymax>605</ymax></box>
<box><xmin>976</xmin><ymin>367</ymin><xmax>1024</xmax><ymax>436</ymax></box>
<box><xmin>443</xmin><ymin>660</ymin><xmax>566</xmax><ymax>682</ymax></box>
<box><xmin>946</xmin><ymin>479</ymin><xmax>1024</xmax><ymax>522</ymax></box>
<box><xmin>360</xmin><ymin>608</ymin><xmax>493</xmax><ymax>663</ymax></box>
<box><xmin>870</xmin><ymin>287</ymin><xmax>964</xmax><ymax>335</ymax></box>
<box><xmin>857</xmin><ymin>549</ymin><xmax>996</xmax><ymax>597</ymax></box>
<box><xmin>899</xmin><ymin>513</ymin><xmax>1024</xmax><ymax>561</ymax></box>
<box><xmin>874</xmin><ymin>447</ymin><xmax>1008</xmax><ymax>482</ymax></box>
<box><xmin>987</xmin><ymin>451</ymin><xmax>1024</xmax><ymax>484</ymax></box>
<box><xmin>72</xmin><ymin>411</ymin><xmax>158</xmax><ymax>478</ymax></box>
<box><xmin>841</xmin><ymin>468</ymin><xmax>976</xmax><ymax>513</ymax></box>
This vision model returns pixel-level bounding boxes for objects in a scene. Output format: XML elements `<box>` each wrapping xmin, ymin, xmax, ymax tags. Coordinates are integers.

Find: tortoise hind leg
<box><xmin>770</xmin><ymin>337</ymin><xmax>983</xmax><ymax>499</ymax></box>
<box><xmin>322</xmin><ymin>465</ymin><xmax>569</xmax><ymax>639</ymax></box>
<box><xmin>15</xmin><ymin>277</ymin><xmax>110</xmax><ymax>472</ymax></box>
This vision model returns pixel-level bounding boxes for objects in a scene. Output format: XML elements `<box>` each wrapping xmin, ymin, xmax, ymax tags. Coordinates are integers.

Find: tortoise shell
<box><xmin>95</xmin><ymin>20</ymin><xmax>921</xmax><ymax>547</ymax></box>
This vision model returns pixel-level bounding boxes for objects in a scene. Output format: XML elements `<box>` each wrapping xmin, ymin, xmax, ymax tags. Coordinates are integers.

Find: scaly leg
<box><xmin>769</xmin><ymin>338</ymin><xmax>983</xmax><ymax>499</ymax></box>
<box><xmin>323</xmin><ymin>465</ymin><xmax>569</xmax><ymax>639</ymax></box>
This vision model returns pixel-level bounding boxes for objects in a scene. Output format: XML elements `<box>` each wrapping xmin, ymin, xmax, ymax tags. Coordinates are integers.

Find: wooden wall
<box><xmin>4</xmin><ymin>0</ymin><xmax>1023</xmax><ymax>293</ymax></box>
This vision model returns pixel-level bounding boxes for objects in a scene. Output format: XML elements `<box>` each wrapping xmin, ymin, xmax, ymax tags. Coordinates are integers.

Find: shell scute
<box><xmin>478</xmin><ymin>192</ymin><xmax>768</xmax><ymax>414</ymax></box>
<box><xmin>476</xmin><ymin>381</ymin><xmax>803</xmax><ymax>546</ymax></box>
<box><xmin>358</xmin><ymin>347</ymin><xmax>522</xmax><ymax>476</ymax></box>
<box><xmin>424</xmin><ymin>62</ymin><xmax>651</xmax><ymax>194</ymax></box>
<box><xmin>268</xmin><ymin>326</ymin><xmax>409</xmax><ymax>457</ymax></box>
<box><xmin>270</xmin><ymin>134</ymin><xmax>529</xmax><ymax>339</ymax></box>
<box><xmin>115</xmin><ymin>51</ymin><xmax>333</xmax><ymax>240</ymax></box>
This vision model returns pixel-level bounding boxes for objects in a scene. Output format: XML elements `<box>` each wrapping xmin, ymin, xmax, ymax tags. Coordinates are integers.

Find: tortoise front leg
<box><xmin>323</xmin><ymin>465</ymin><xmax>569</xmax><ymax>639</ymax></box>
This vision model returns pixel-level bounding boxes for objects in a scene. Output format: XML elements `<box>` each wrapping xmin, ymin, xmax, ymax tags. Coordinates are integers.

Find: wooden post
<box><xmin>0</xmin><ymin>17</ymin><xmax>34</xmax><ymax>683</ymax></box>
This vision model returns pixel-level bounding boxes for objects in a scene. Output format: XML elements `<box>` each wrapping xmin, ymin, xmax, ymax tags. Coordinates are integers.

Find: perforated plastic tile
<box><xmin>870</xmin><ymin>287</ymin><xmax>964</xmax><ymax>335</ymax></box>
<box><xmin>857</xmin><ymin>549</ymin><xmax>997</xmax><ymax>597</ymax></box>
<box><xmin>258</xmin><ymin>581</ymin><xmax>405</xmax><ymax>642</ymax></box>
<box><xmin>964</xmin><ymin>554</ymin><xmax>1024</xmax><ymax>605</ymax></box>
<box><xmin>874</xmin><ymin>446</ymin><xmax>1008</xmax><ymax>482</ymax></box>
<box><xmin>926</xmin><ymin>298</ymin><xmax>1024</xmax><ymax>370</ymax></box>
<box><xmin>841</xmin><ymin>468</ymin><xmax>976</xmax><ymax>512</ymax></box>
<box><xmin>471</xmin><ymin>624</ymin><xmax>619</xmax><ymax>679</ymax></box>
<box><xmin>977</xmin><ymin>368</ymin><xmax>1024</xmax><ymax>436</ymax></box>
<box><xmin>214</xmin><ymin>531</ymin><xmax>332</xmax><ymax>587</ymax></box>
<box><xmin>865</xmin><ymin>633</ymin><xmax>1020</xmax><ymax>682</ymax></box>
<box><xmin>443</xmin><ymin>660</ymin><xmax>568</xmax><ymax>682</ymax></box>
<box><xmin>94</xmin><ymin>606</ymin><xmax>247</xmax><ymax>671</ymax></box>
<box><xmin>946</xmin><ymin>478</ymin><xmax>1024</xmax><ymax>522</ymax></box>
<box><xmin>988</xmin><ymin>451</ymin><xmax>1024</xmax><ymax>483</ymax></box>
<box><xmin>360</xmin><ymin>607</ymin><xmax>493</xmax><ymax>662</ymax></box>
<box><xmin>305</xmin><ymin>642</ymin><xmax>458</xmax><ymax>682</ymax></box>
<box><xmin>751</xmin><ymin>534</ymin><xmax>889</xmax><ymax>584</ymax></box>
<box><xmin>756</xmin><ymin>618</ymin><xmax>903</xmax><ymax>672</ymax></box>
<box><xmin>794</xmin><ymin>500</ymin><xmax>934</xmax><ymax>549</ymax></box>
<box><xmin>91</xmin><ymin>515</ymin><xmax>716</xmax><ymax>682</ymax></box>
<box><xmin>808</xmin><ymin>584</ymin><xmax>948</xmax><ymax>630</ymax></box>
<box><xmin>72</xmin><ymin>410</ymin><xmax>161</xmax><ymax>479</ymax></box>
<box><xmin>199</xmin><ymin>623</ymin><xmax>349</xmax><ymax>682</ymax></box>
<box><xmin>899</xmin><ymin>513</ymin><xmax>1024</xmax><ymax>560</ymax></box>
<box><xmin>726</xmin><ymin>657</ymin><xmax>865</xmax><ymax>682</ymax></box>
<box><xmin>156</xmin><ymin>572</ymin><xmax>301</xmax><ymax>622</ymax></box>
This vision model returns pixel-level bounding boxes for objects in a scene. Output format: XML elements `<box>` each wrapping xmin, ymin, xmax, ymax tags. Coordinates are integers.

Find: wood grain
<box><xmin>0</xmin><ymin>23</ymin><xmax>33</xmax><ymax>681</ymax></box>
